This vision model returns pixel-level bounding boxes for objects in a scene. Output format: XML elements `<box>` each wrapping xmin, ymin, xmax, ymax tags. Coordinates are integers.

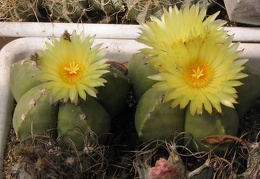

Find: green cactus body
<box><xmin>88</xmin><ymin>0</ymin><xmax>124</xmax><ymax>16</ymax></box>
<box><xmin>125</xmin><ymin>0</ymin><xmax>170</xmax><ymax>24</ymax></box>
<box><xmin>13</xmin><ymin>85</ymin><xmax>58</xmax><ymax>141</ymax></box>
<box><xmin>184</xmin><ymin>105</ymin><xmax>239</xmax><ymax>152</ymax></box>
<box><xmin>10</xmin><ymin>57</ymin><xmax>41</xmax><ymax>102</ymax></box>
<box><xmin>97</xmin><ymin>66</ymin><xmax>130</xmax><ymax>118</ymax></box>
<box><xmin>235</xmin><ymin>66</ymin><xmax>260</xmax><ymax>119</ymax></box>
<box><xmin>44</xmin><ymin>0</ymin><xmax>88</xmax><ymax>22</ymax></box>
<box><xmin>58</xmin><ymin>97</ymin><xmax>111</xmax><ymax>149</ymax></box>
<box><xmin>135</xmin><ymin>88</ymin><xmax>185</xmax><ymax>142</ymax></box>
<box><xmin>128</xmin><ymin>53</ymin><xmax>157</xmax><ymax>102</ymax></box>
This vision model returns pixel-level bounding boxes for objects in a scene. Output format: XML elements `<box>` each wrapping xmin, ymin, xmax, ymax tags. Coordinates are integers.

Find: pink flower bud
<box><xmin>148</xmin><ymin>158</ymin><xmax>176</xmax><ymax>179</ymax></box>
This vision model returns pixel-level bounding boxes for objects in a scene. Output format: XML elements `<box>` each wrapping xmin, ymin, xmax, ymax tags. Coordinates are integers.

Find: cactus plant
<box><xmin>96</xmin><ymin>65</ymin><xmax>130</xmax><ymax>118</ymax></box>
<box><xmin>234</xmin><ymin>65</ymin><xmax>260</xmax><ymax>119</ymax></box>
<box><xmin>10</xmin><ymin>31</ymin><xmax>131</xmax><ymax>150</ymax></box>
<box><xmin>88</xmin><ymin>0</ymin><xmax>124</xmax><ymax>16</ymax></box>
<box><xmin>131</xmin><ymin>3</ymin><xmax>248</xmax><ymax>156</ymax></box>
<box><xmin>57</xmin><ymin>97</ymin><xmax>111</xmax><ymax>149</ymax></box>
<box><xmin>10</xmin><ymin>56</ymin><xmax>41</xmax><ymax>102</ymax></box>
<box><xmin>43</xmin><ymin>0</ymin><xmax>89</xmax><ymax>22</ymax></box>
<box><xmin>184</xmin><ymin>105</ymin><xmax>239</xmax><ymax>152</ymax></box>
<box><xmin>125</xmin><ymin>0</ymin><xmax>180</xmax><ymax>24</ymax></box>
<box><xmin>135</xmin><ymin>88</ymin><xmax>185</xmax><ymax>142</ymax></box>
<box><xmin>12</xmin><ymin>85</ymin><xmax>59</xmax><ymax>141</ymax></box>
<box><xmin>128</xmin><ymin>53</ymin><xmax>157</xmax><ymax>102</ymax></box>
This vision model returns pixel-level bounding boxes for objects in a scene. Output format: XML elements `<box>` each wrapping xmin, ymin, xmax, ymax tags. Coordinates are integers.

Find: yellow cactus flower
<box><xmin>137</xmin><ymin>4</ymin><xmax>227</xmax><ymax>69</ymax></box>
<box><xmin>149</xmin><ymin>36</ymin><xmax>248</xmax><ymax>115</ymax></box>
<box><xmin>37</xmin><ymin>31</ymin><xmax>109</xmax><ymax>103</ymax></box>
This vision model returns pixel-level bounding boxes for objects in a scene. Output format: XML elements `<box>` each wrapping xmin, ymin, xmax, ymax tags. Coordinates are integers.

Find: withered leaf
<box><xmin>201</xmin><ymin>134</ymin><xmax>247</xmax><ymax>147</ymax></box>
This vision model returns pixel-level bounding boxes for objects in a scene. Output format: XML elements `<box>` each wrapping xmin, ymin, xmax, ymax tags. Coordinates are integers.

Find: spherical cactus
<box><xmin>88</xmin><ymin>0</ymin><xmax>124</xmax><ymax>16</ymax></box>
<box><xmin>135</xmin><ymin>88</ymin><xmax>185</xmax><ymax>142</ymax></box>
<box><xmin>57</xmin><ymin>97</ymin><xmax>111</xmax><ymax>149</ymax></box>
<box><xmin>43</xmin><ymin>0</ymin><xmax>88</xmax><ymax>22</ymax></box>
<box><xmin>10</xmin><ymin>57</ymin><xmax>41</xmax><ymax>102</ymax></box>
<box><xmin>96</xmin><ymin>65</ymin><xmax>130</xmax><ymax>118</ymax></box>
<box><xmin>13</xmin><ymin>85</ymin><xmax>59</xmax><ymax>141</ymax></box>
<box><xmin>235</xmin><ymin>65</ymin><xmax>260</xmax><ymax>119</ymax></box>
<box><xmin>128</xmin><ymin>53</ymin><xmax>157</xmax><ymax>102</ymax></box>
<box><xmin>184</xmin><ymin>105</ymin><xmax>239</xmax><ymax>152</ymax></box>
<box><xmin>125</xmin><ymin>0</ymin><xmax>168</xmax><ymax>24</ymax></box>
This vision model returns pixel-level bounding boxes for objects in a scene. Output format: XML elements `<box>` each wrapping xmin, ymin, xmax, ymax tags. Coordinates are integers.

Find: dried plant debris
<box><xmin>3</xmin><ymin>130</ymin><xmax>109</xmax><ymax>178</ymax></box>
<box><xmin>3</xmin><ymin>102</ymin><xmax>260</xmax><ymax>178</ymax></box>
<box><xmin>133</xmin><ymin>129</ymin><xmax>259</xmax><ymax>179</ymax></box>
<box><xmin>3</xmin><ymin>132</ymin><xmax>137</xmax><ymax>178</ymax></box>
<box><xmin>0</xmin><ymin>0</ymin><xmax>42</xmax><ymax>21</ymax></box>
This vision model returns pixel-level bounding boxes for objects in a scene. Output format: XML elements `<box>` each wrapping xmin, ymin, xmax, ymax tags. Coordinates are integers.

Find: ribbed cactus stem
<box><xmin>13</xmin><ymin>85</ymin><xmax>59</xmax><ymax>140</ymax></box>
<box><xmin>184</xmin><ymin>105</ymin><xmax>239</xmax><ymax>152</ymax></box>
<box><xmin>58</xmin><ymin>97</ymin><xmax>111</xmax><ymax>149</ymax></box>
<box><xmin>128</xmin><ymin>53</ymin><xmax>157</xmax><ymax>102</ymax></box>
<box><xmin>135</xmin><ymin>88</ymin><xmax>185</xmax><ymax>142</ymax></box>
<box><xmin>10</xmin><ymin>57</ymin><xmax>41</xmax><ymax>102</ymax></box>
<box><xmin>97</xmin><ymin>64</ymin><xmax>130</xmax><ymax>118</ymax></box>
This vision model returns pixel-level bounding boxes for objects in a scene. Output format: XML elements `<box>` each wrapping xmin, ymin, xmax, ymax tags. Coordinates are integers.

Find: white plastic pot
<box><xmin>0</xmin><ymin>22</ymin><xmax>260</xmax><ymax>178</ymax></box>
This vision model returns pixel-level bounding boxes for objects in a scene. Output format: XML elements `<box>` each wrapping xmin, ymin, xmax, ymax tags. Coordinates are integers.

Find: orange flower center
<box><xmin>60</xmin><ymin>61</ymin><xmax>83</xmax><ymax>84</ymax></box>
<box><xmin>184</xmin><ymin>62</ymin><xmax>212</xmax><ymax>88</ymax></box>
